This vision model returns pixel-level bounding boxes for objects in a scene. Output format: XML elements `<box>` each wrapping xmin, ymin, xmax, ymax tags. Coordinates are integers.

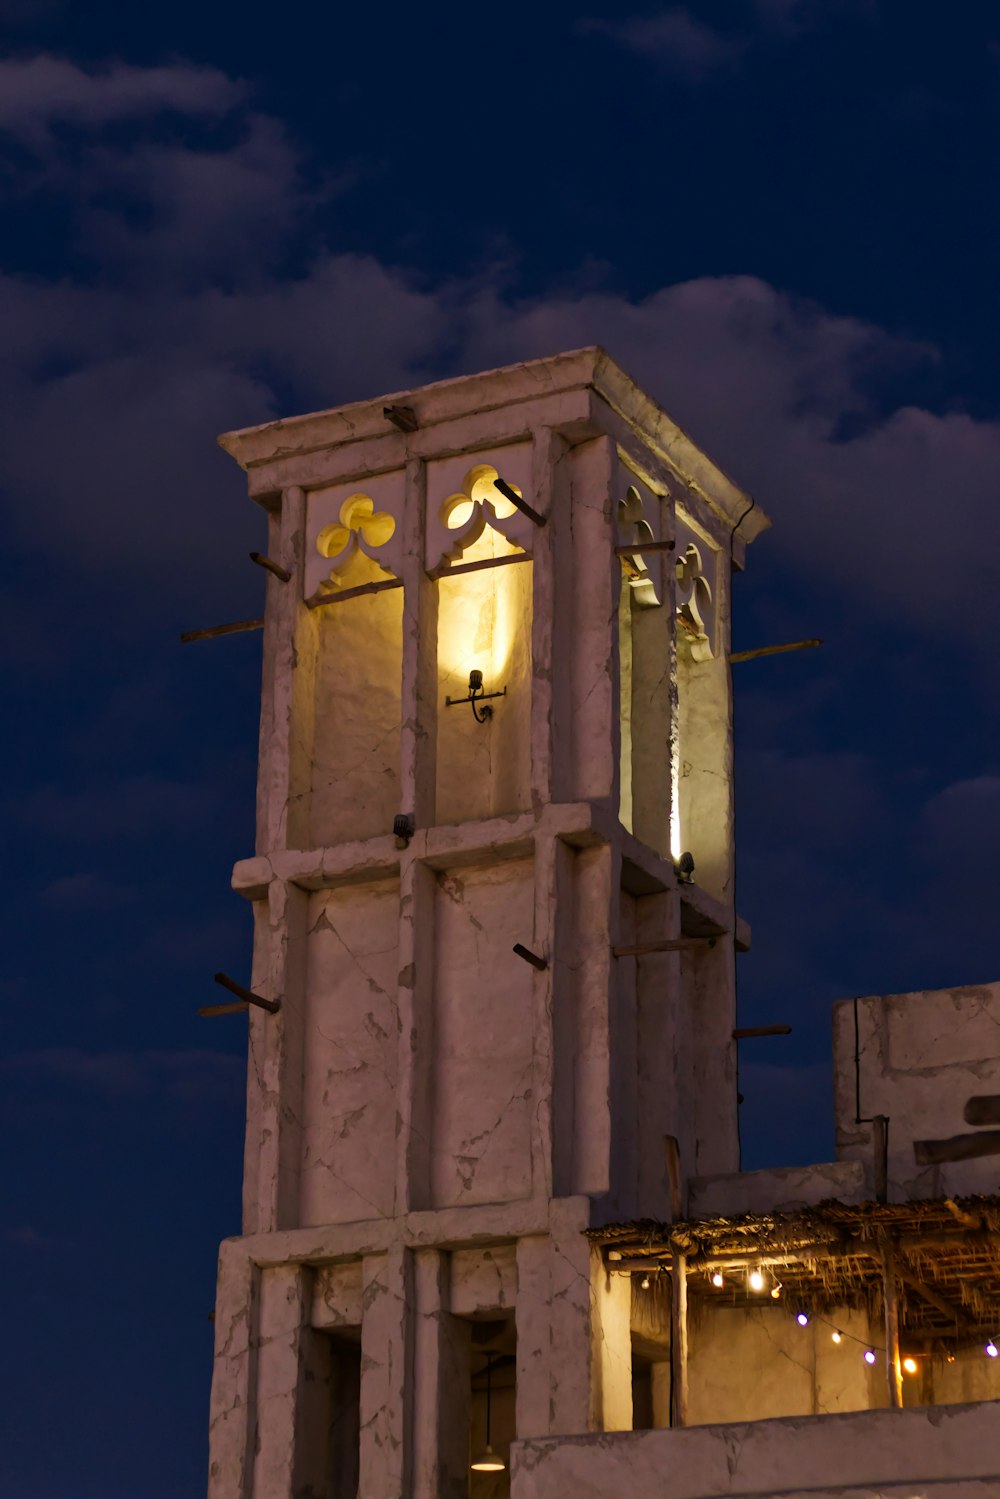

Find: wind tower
<box><xmin>207</xmin><ymin>348</ymin><xmax>769</xmax><ymax>1499</ymax></box>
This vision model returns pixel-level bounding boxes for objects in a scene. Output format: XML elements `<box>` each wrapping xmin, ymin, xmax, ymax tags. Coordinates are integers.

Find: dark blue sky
<box><xmin>2</xmin><ymin>2</ymin><xmax>999</xmax><ymax>1495</ymax></box>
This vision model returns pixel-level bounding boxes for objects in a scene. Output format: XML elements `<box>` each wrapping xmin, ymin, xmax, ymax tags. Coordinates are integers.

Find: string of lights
<box><xmin>628</xmin><ymin>1264</ymin><xmax>1000</xmax><ymax>1366</ymax></box>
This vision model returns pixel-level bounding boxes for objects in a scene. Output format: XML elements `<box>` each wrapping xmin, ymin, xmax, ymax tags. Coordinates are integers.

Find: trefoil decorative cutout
<box><xmin>675</xmin><ymin>535</ymin><xmax>714</xmax><ymax>660</ymax></box>
<box><xmin>425</xmin><ymin>444</ymin><xmax>535</xmax><ymax>572</ymax></box>
<box><xmin>317</xmin><ymin>493</ymin><xmax>396</xmax><ymax>586</ymax></box>
<box><xmin>616</xmin><ymin>483</ymin><xmax>664</xmax><ymax>608</ymax></box>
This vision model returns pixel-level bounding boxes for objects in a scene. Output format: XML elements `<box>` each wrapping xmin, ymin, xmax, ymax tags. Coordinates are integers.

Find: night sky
<box><xmin>2</xmin><ymin>2</ymin><xmax>999</xmax><ymax>1494</ymax></box>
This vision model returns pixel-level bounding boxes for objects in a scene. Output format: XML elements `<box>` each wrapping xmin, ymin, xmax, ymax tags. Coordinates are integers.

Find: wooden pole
<box><xmin>212</xmin><ymin>971</ymin><xmax>281</xmax><ymax>1014</ymax></box>
<box><xmin>179</xmin><ymin>617</ymin><xmax>264</xmax><ymax>643</ymax></box>
<box><xmin>670</xmin><ymin>1248</ymin><xmax>688</xmax><ymax>1427</ymax></box>
<box><xmin>306</xmin><ymin>577</ymin><xmax>403</xmax><ymax>609</ymax></box>
<box><xmin>249</xmin><ymin>551</ymin><xmax>291</xmax><ymax>582</ymax></box>
<box><xmin>728</xmin><ymin>638</ymin><xmax>822</xmax><ymax>664</ymax></box>
<box><xmin>494</xmin><ymin>477</ymin><xmax>546</xmax><ymax>527</ymax></box>
<box><xmin>880</xmin><ymin>1240</ymin><xmax>904</xmax><ymax>1408</ymax></box>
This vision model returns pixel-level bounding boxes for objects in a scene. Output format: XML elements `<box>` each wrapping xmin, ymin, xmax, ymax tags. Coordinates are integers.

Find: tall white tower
<box><xmin>206</xmin><ymin>348</ymin><xmax>769</xmax><ymax>1498</ymax></box>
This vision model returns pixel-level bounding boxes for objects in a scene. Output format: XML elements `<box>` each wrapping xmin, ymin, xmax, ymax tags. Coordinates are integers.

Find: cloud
<box><xmin>13</xmin><ymin>775</ymin><xmax>215</xmax><ymax>839</ymax></box>
<box><xmin>577</xmin><ymin>1</ymin><xmax>872</xmax><ymax>79</ymax></box>
<box><xmin>4</xmin><ymin>1047</ymin><xmax>244</xmax><ymax>1106</ymax></box>
<box><xmin>577</xmin><ymin>9</ymin><xmax>743</xmax><ymax>78</ymax></box>
<box><xmin>0</xmin><ymin>55</ymin><xmax>244</xmax><ymax>144</ymax></box>
<box><xmin>2</xmin><ymin>55</ymin><xmax>999</xmax><ymax>666</ymax></box>
<box><xmin>40</xmin><ymin>872</ymin><xmax>138</xmax><ymax>911</ymax></box>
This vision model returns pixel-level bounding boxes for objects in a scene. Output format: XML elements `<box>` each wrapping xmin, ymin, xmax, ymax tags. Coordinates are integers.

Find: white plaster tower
<box><xmin>207</xmin><ymin>348</ymin><xmax>769</xmax><ymax>1499</ymax></box>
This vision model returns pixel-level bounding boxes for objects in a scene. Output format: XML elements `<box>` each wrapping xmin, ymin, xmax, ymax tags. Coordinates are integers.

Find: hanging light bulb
<box><xmin>796</xmin><ymin>1312</ymin><xmax>809</xmax><ymax>1327</ymax></box>
<box><xmin>470</xmin><ymin>1447</ymin><xmax>506</xmax><ymax>1473</ymax></box>
<box><xmin>864</xmin><ymin>1349</ymin><xmax>877</xmax><ymax>1365</ymax></box>
<box><xmin>770</xmin><ymin>1283</ymin><xmax>782</xmax><ymax>1300</ymax></box>
<box><xmin>641</xmin><ymin>1274</ymin><xmax>651</xmax><ymax>1291</ymax></box>
<box><xmin>902</xmin><ymin>1357</ymin><xmax>918</xmax><ymax>1375</ymax></box>
<box><xmin>470</xmin><ymin>1355</ymin><xmax>506</xmax><ymax>1474</ymax></box>
<box><xmin>831</xmin><ymin>1330</ymin><xmax>843</xmax><ymax>1344</ymax></box>
<box><xmin>986</xmin><ymin>1340</ymin><xmax>998</xmax><ymax>1359</ymax></box>
<box><xmin>711</xmin><ymin>1272</ymin><xmax>724</xmax><ymax>1289</ymax></box>
<box><xmin>748</xmin><ymin>1269</ymin><xmax>765</xmax><ymax>1292</ymax></box>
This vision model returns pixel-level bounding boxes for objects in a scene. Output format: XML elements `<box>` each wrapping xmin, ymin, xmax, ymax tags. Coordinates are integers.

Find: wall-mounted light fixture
<box><xmin>470</xmin><ymin>1354</ymin><xmax>505</xmax><ymax>1474</ymax></box>
<box><xmin>446</xmin><ymin>668</ymin><xmax>507</xmax><ymax>724</ymax></box>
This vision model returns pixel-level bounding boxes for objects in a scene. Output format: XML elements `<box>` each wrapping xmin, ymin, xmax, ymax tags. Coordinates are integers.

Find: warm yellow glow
<box><xmin>470</xmin><ymin>1447</ymin><xmax>505</xmax><ymax>1473</ymax></box>
<box><xmin>467</xmin><ymin>463</ymin><xmax>520</xmax><ymax>516</ymax></box>
<box><xmin>903</xmin><ymin>1357</ymin><xmax>918</xmax><ymax>1375</ymax></box>
<box><xmin>669</xmin><ymin>735</ymin><xmax>682</xmax><ymax>862</ymax></box>
<box><xmin>317</xmin><ymin>492</ymin><xmax>395</xmax><ymax>557</ymax></box>
<box><xmin>442</xmin><ymin>494</ymin><xmax>476</xmax><ymax>531</ymax></box>
<box><xmin>436</xmin><ymin>555</ymin><xmax>525</xmax><ymax>683</ymax></box>
<box><xmin>831</xmin><ymin>1331</ymin><xmax>842</xmax><ymax>1344</ymax></box>
<box><xmin>748</xmin><ymin>1269</ymin><xmax>765</xmax><ymax>1292</ymax></box>
<box><xmin>711</xmin><ymin>1272</ymin><xmax>724</xmax><ymax>1288</ymax></box>
<box><xmin>770</xmin><ymin>1285</ymin><xmax>782</xmax><ymax>1300</ymax></box>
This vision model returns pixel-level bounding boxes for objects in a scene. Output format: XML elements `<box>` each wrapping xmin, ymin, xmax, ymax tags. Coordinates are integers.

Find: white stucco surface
<box><xmin>511</xmin><ymin>1400</ymin><xmax>1000</xmax><ymax>1498</ymax></box>
<box><xmin>833</xmin><ymin>982</ymin><xmax>1000</xmax><ymax>1199</ymax></box>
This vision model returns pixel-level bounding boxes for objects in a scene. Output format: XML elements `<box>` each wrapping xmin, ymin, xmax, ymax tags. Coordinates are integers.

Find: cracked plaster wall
<box><xmin>300</xmin><ymin>878</ymin><xmax>400</xmax><ymax>1226</ymax></box>
<box><xmin>509</xmin><ymin>1398</ymin><xmax>1000</xmax><ymax>1499</ymax></box>
<box><xmin>430</xmin><ymin>859</ymin><xmax>535</xmax><ymax>1209</ymax></box>
<box><xmin>306</xmin><ymin>578</ymin><xmax>403</xmax><ymax>848</ymax></box>
<box><xmin>834</xmin><ymin>983</ymin><xmax>1000</xmax><ymax>1199</ymax></box>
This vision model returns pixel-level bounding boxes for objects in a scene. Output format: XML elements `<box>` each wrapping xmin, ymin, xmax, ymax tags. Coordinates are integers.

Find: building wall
<box><xmin>511</xmin><ymin>1400</ymin><xmax>1000</xmax><ymax>1499</ymax></box>
<box><xmin>833</xmin><ymin>982</ymin><xmax>1000</xmax><ymax>1199</ymax></box>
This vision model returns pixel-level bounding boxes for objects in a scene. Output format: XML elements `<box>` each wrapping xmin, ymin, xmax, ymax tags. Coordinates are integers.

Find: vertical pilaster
<box><xmin>249</xmin><ymin>1265</ymin><xmax>310</xmax><ymax>1499</ymax></box>
<box><xmin>531</xmin><ymin>825</ymin><xmax>558</xmax><ymax>1203</ymax></box>
<box><xmin>257</xmin><ymin>485</ymin><xmax>309</xmax><ymax>854</ymax></box>
<box><xmin>208</xmin><ymin>1243</ymin><xmax>258</xmax><ymax>1499</ymax></box>
<box><xmin>548</xmin><ymin>1198</ymin><xmax>597</xmax><ymax>1434</ymax></box>
<box><xmin>248</xmin><ymin>879</ymin><xmax>308</xmax><ymax>1233</ymax></box>
<box><xmin>515</xmin><ymin>1235</ymin><xmax>552</xmax><ymax>1440</ymax></box>
<box><xmin>569</xmin><ymin>434</ymin><xmax>619</xmax><ymax>805</ymax></box>
<box><xmin>395</xmin><ymin>857</ymin><xmax>436</xmax><ymax>1214</ymax></box>
<box><xmin>412</xmin><ymin>1250</ymin><xmax>470</xmax><ymax>1499</ymax></box>
<box><xmin>529</xmin><ymin>427</ymin><xmax>559</xmax><ymax>809</ymax></box>
<box><xmin>399</xmin><ymin>455</ymin><xmax>437</xmax><ymax>827</ymax></box>
<box><xmin>573</xmin><ymin>842</ymin><xmax>616</xmax><ymax>1198</ymax></box>
<box><xmin>360</xmin><ymin>1247</ymin><xmax>412</xmax><ymax>1499</ymax></box>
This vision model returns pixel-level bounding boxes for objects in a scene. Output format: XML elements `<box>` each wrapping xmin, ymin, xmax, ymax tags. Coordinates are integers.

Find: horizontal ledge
<box><xmin>614</xmin><ymin>540</ymin><xmax>675</xmax><ymax>555</ymax></box>
<box><xmin>613</xmin><ymin>938</ymin><xmax>716</xmax><ymax>957</ymax></box>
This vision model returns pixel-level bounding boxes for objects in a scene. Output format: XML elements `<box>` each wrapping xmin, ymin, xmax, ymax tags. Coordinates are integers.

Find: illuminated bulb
<box><xmin>831</xmin><ymin>1330</ymin><xmax>842</xmax><ymax>1344</ymax></box>
<box><xmin>748</xmin><ymin>1269</ymin><xmax>765</xmax><ymax>1292</ymax></box>
<box><xmin>864</xmin><ymin>1349</ymin><xmax>876</xmax><ymax>1365</ymax></box>
<box><xmin>641</xmin><ymin>1275</ymin><xmax>651</xmax><ymax>1291</ymax></box>
<box><xmin>770</xmin><ymin>1285</ymin><xmax>782</xmax><ymax>1300</ymax></box>
<box><xmin>796</xmin><ymin>1313</ymin><xmax>809</xmax><ymax>1327</ymax></box>
<box><xmin>470</xmin><ymin>1446</ymin><xmax>506</xmax><ymax>1473</ymax></box>
<box><xmin>711</xmin><ymin>1272</ymin><xmax>724</xmax><ymax>1289</ymax></box>
<box><xmin>986</xmin><ymin>1341</ymin><xmax>998</xmax><ymax>1359</ymax></box>
<box><xmin>903</xmin><ymin>1357</ymin><xmax>918</xmax><ymax>1375</ymax></box>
